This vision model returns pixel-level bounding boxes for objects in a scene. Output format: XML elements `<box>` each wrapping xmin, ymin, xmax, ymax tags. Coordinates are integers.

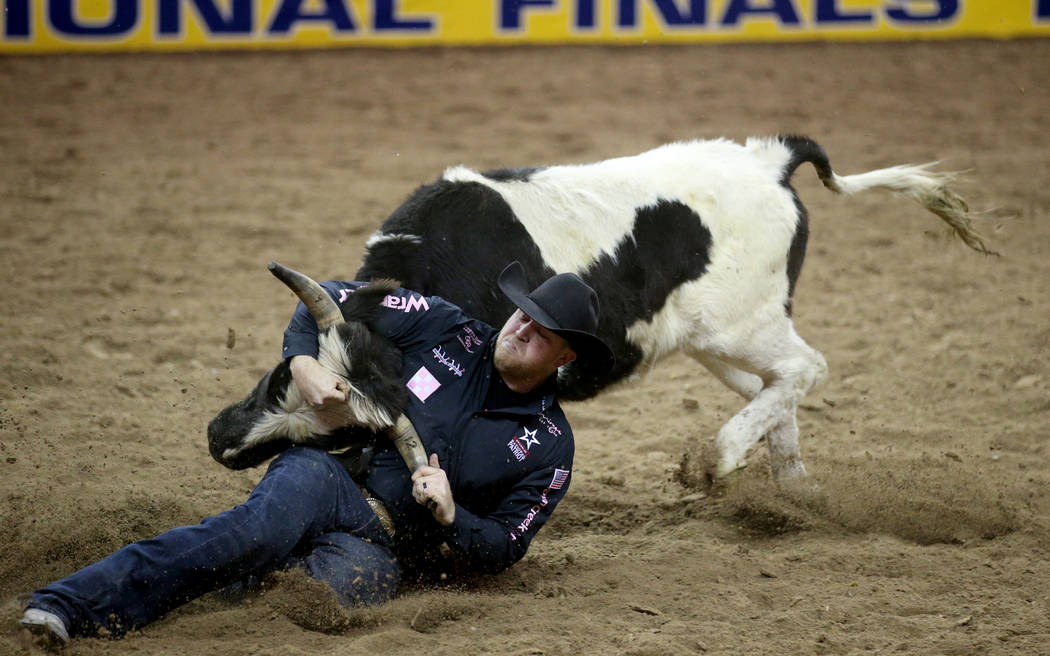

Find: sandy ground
<box><xmin>1</xmin><ymin>39</ymin><xmax>1049</xmax><ymax>655</ymax></box>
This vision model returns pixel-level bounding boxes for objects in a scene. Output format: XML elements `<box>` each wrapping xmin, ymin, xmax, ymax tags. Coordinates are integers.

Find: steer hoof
<box><xmin>700</xmin><ymin>438</ymin><xmax>749</xmax><ymax>494</ymax></box>
<box><xmin>770</xmin><ymin>458</ymin><xmax>807</xmax><ymax>484</ymax></box>
<box><xmin>704</xmin><ymin>465</ymin><xmax>746</xmax><ymax>496</ymax></box>
<box><xmin>675</xmin><ymin>442</ymin><xmax>746</xmax><ymax>494</ymax></box>
<box><xmin>774</xmin><ymin>472</ymin><xmax>824</xmax><ymax>506</ymax></box>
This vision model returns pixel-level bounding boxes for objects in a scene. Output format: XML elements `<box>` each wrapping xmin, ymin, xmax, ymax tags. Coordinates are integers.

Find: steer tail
<box><xmin>779</xmin><ymin>134</ymin><xmax>996</xmax><ymax>256</ymax></box>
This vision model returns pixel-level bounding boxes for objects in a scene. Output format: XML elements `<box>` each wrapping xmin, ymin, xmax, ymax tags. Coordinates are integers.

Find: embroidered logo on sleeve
<box><xmin>537</xmin><ymin>413</ymin><xmax>562</xmax><ymax>437</ymax></box>
<box><xmin>382</xmin><ymin>294</ymin><xmax>430</xmax><ymax>313</ymax></box>
<box><xmin>406</xmin><ymin>366</ymin><xmax>441</xmax><ymax>402</ymax></box>
<box><xmin>507</xmin><ymin>427</ymin><xmax>540</xmax><ymax>462</ymax></box>
<box><xmin>509</xmin><ymin>489</ymin><xmax>550</xmax><ymax>542</ymax></box>
<box><xmin>457</xmin><ymin>326</ymin><xmax>484</xmax><ymax>353</ymax></box>
<box><xmin>432</xmin><ymin>345</ymin><xmax>464</xmax><ymax>377</ymax></box>
<box><xmin>509</xmin><ymin>469</ymin><xmax>570</xmax><ymax>542</ymax></box>
<box><xmin>549</xmin><ymin>469</ymin><xmax>570</xmax><ymax>490</ymax></box>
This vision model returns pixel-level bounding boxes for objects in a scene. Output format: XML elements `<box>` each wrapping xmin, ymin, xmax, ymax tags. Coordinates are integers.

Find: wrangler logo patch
<box><xmin>383</xmin><ymin>294</ymin><xmax>430</xmax><ymax>313</ymax></box>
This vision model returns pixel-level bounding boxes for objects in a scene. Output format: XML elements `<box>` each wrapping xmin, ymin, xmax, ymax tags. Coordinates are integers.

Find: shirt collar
<box><xmin>483</xmin><ymin>367</ymin><xmax>558</xmax><ymax>416</ymax></box>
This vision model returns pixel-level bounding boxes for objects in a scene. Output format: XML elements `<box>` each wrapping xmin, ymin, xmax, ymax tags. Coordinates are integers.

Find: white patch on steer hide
<box><xmin>366</xmin><ymin>231</ymin><xmax>423</xmax><ymax>249</ymax></box>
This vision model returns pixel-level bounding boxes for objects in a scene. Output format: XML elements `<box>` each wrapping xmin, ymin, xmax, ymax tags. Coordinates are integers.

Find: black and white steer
<box><xmin>355</xmin><ymin>135</ymin><xmax>990</xmax><ymax>485</ymax></box>
<box><xmin>207</xmin><ymin>262</ymin><xmax>427</xmax><ymax>472</ymax></box>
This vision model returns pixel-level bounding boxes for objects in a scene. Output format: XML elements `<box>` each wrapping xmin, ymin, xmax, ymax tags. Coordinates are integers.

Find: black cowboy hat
<box><xmin>497</xmin><ymin>261</ymin><xmax>615</xmax><ymax>375</ymax></box>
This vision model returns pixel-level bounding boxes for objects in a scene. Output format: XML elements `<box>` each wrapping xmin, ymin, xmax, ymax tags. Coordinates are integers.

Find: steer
<box><xmin>207</xmin><ymin>262</ymin><xmax>427</xmax><ymax>472</ymax></box>
<box><xmin>355</xmin><ymin>135</ymin><xmax>991</xmax><ymax>486</ymax></box>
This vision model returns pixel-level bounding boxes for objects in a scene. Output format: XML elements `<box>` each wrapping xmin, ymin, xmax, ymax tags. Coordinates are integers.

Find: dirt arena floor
<box><xmin>2</xmin><ymin>39</ymin><xmax>1049</xmax><ymax>655</ymax></box>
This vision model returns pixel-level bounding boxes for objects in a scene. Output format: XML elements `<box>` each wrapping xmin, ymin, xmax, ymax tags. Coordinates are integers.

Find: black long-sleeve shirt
<box><xmin>282</xmin><ymin>282</ymin><xmax>574</xmax><ymax>575</ymax></box>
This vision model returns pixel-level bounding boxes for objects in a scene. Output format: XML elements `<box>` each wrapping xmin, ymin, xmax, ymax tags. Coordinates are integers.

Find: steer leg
<box><xmin>703</xmin><ymin>326</ymin><xmax>828</xmax><ymax>485</ymax></box>
<box><xmin>692</xmin><ymin>350</ymin><xmax>812</xmax><ymax>484</ymax></box>
<box><xmin>690</xmin><ymin>351</ymin><xmax>762</xmax><ymax>401</ymax></box>
<box><xmin>765</xmin><ymin>416</ymin><xmax>807</xmax><ymax>481</ymax></box>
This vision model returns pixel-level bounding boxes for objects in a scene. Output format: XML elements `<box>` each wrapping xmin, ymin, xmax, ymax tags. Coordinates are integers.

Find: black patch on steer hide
<box><xmin>778</xmin><ymin>134</ymin><xmax>833</xmax><ymax>183</ymax></box>
<box><xmin>481</xmin><ymin>167</ymin><xmax>541</xmax><ymax>182</ymax></box>
<box><xmin>357</xmin><ymin>179</ymin><xmax>547</xmax><ymax>326</ymax></box>
<box><xmin>783</xmin><ymin>192</ymin><xmax>808</xmax><ymax>316</ymax></box>
<box><xmin>777</xmin><ymin>135</ymin><xmax>827</xmax><ymax>316</ymax></box>
<box><xmin>560</xmin><ymin>199</ymin><xmax>713</xmax><ymax>399</ymax></box>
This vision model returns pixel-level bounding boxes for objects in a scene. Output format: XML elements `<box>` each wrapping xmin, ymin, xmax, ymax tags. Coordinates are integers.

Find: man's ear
<box><xmin>555</xmin><ymin>349</ymin><xmax>577</xmax><ymax>368</ymax></box>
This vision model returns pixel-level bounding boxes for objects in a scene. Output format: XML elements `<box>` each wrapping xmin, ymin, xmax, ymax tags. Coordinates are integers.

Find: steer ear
<box><xmin>268</xmin><ymin>261</ymin><xmax>344</xmax><ymax>330</ymax></box>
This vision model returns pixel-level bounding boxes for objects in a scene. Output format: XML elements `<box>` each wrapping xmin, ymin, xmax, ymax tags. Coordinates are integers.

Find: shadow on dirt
<box><xmin>715</xmin><ymin>455</ymin><xmax>1026</xmax><ymax>544</ymax></box>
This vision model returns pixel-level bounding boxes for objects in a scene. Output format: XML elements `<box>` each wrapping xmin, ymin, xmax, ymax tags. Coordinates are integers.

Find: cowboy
<box><xmin>20</xmin><ymin>261</ymin><xmax>613</xmax><ymax>647</ymax></box>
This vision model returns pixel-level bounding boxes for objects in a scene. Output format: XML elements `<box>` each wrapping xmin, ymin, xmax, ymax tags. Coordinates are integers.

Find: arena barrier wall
<box><xmin>3</xmin><ymin>1</ymin><xmax>1049</xmax><ymax>54</ymax></box>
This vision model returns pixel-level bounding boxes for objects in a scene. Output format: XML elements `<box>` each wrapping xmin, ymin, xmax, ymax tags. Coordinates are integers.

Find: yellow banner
<box><xmin>3</xmin><ymin>1</ymin><xmax>1049</xmax><ymax>54</ymax></box>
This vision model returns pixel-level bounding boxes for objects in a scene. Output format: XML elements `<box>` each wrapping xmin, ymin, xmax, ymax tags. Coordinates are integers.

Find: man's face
<box><xmin>494</xmin><ymin>310</ymin><xmax>576</xmax><ymax>385</ymax></box>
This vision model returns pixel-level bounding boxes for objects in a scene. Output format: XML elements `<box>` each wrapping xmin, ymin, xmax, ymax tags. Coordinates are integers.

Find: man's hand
<box><xmin>290</xmin><ymin>355</ymin><xmax>348</xmax><ymax>405</ymax></box>
<box><xmin>289</xmin><ymin>355</ymin><xmax>350</xmax><ymax>429</ymax></box>
<box><xmin>411</xmin><ymin>453</ymin><xmax>455</xmax><ymax>526</ymax></box>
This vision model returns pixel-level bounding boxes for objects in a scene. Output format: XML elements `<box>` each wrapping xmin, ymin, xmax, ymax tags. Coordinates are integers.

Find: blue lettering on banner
<box><xmin>0</xmin><ymin>0</ymin><xmax>1033</xmax><ymax>42</ymax></box>
<box><xmin>13</xmin><ymin>0</ymin><xmax>441</xmax><ymax>38</ymax></box>
<box><xmin>50</xmin><ymin>0</ymin><xmax>139</xmax><ymax>36</ymax></box>
<box><xmin>886</xmin><ymin>0</ymin><xmax>958</xmax><ymax>23</ymax></box>
<box><xmin>619</xmin><ymin>0</ymin><xmax>708</xmax><ymax>28</ymax></box>
<box><xmin>159</xmin><ymin>0</ymin><xmax>253</xmax><ymax>35</ymax></box>
<box><xmin>1040</xmin><ymin>0</ymin><xmax>1050</xmax><ymax>20</ymax></box>
<box><xmin>491</xmin><ymin>0</ymin><xmax>970</xmax><ymax>31</ymax></box>
<box><xmin>501</xmin><ymin>0</ymin><xmax>555</xmax><ymax>30</ymax></box>
<box><xmin>4</xmin><ymin>0</ymin><xmax>31</xmax><ymax>38</ymax></box>
<box><xmin>375</xmin><ymin>0</ymin><xmax>432</xmax><ymax>30</ymax></box>
<box><xmin>269</xmin><ymin>0</ymin><xmax>357</xmax><ymax>34</ymax></box>
<box><xmin>722</xmin><ymin>0</ymin><xmax>801</xmax><ymax>26</ymax></box>
<box><xmin>816</xmin><ymin>0</ymin><xmax>872</xmax><ymax>24</ymax></box>
<box><xmin>576</xmin><ymin>0</ymin><xmax>597</xmax><ymax>29</ymax></box>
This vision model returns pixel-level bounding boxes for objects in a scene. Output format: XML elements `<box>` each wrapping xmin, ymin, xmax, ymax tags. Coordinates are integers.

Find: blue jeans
<box><xmin>27</xmin><ymin>447</ymin><xmax>399</xmax><ymax>638</ymax></box>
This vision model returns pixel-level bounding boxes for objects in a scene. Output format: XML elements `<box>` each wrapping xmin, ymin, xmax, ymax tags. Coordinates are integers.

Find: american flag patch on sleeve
<box><xmin>549</xmin><ymin>468</ymin><xmax>570</xmax><ymax>490</ymax></box>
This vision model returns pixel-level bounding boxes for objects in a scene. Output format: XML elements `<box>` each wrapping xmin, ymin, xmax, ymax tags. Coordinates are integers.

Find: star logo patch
<box><xmin>507</xmin><ymin>427</ymin><xmax>541</xmax><ymax>462</ymax></box>
<box><xmin>518</xmin><ymin>427</ymin><xmax>541</xmax><ymax>450</ymax></box>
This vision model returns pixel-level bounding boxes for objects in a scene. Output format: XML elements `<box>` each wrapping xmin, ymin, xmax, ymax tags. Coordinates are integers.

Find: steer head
<box><xmin>207</xmin><ymin>262</ymin><xmax>408</xmax><ymax>470</ymax></box>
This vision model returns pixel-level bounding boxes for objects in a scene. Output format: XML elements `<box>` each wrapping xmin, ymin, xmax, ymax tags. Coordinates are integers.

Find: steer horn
<box><xmin>388</xmin><ymin>415</ymin><xmax>429</xmax><ymax>472</ymax></box>
<box><xmin>267</xmin><ymin>261</ymin><xmax>431</xmax><ymax>477</ymax></box>
<box><xmin>268</xmin><ymin>261</ymin><xmax>344</xmax><ymax>330</ymax></box>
